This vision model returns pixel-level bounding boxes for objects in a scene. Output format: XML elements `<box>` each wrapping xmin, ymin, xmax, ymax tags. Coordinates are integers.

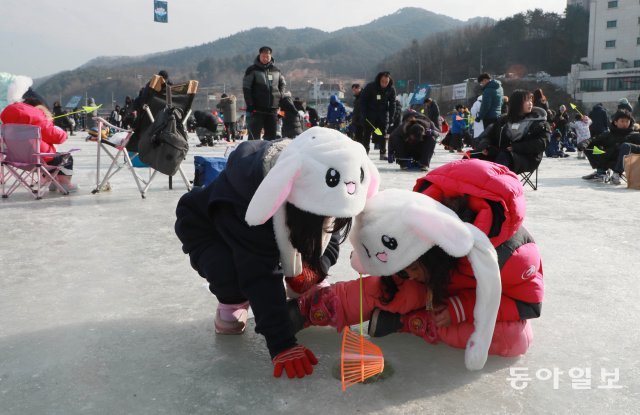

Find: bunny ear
<box><xmin>272</xmin><ymin>206</ymin><xmax>302</xmax><ymax>277</ymax></box>
<box><xmin>462</xmin><ymin>223</ymin><xmax>501</xmax><ymax>371</ymax></box>
<box><xmin>364</xmin><ymin>157</ymin><xmax>380</xmax><ymax>199</ymax></box>
<box><xmin>245</xmin><ymin>153</ymin><xmax>302</xmax><ymax>226</ymax></box>
<box><xmin>402</xmin><ymin>202</ymin><xmax>473</xmax><ymax>257</ymax></box>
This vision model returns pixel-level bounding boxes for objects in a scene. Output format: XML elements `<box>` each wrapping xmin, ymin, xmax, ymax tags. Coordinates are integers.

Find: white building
<box><xmin>307</xmin><ymin>82</ymin><xmax>345</xmax><ymax>108</ymax></box>
<box><xmin>567</xmin><ymin>0</ymin><xmax>640</xmax><ymax>111</ymax></box>
<box><xmin>567</xmin><ymin>0</ymin><xmax>592</xmax><ymax>9</ymax></box>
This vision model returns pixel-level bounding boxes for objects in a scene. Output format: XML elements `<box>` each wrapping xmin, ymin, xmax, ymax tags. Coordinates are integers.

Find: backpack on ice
<box><xmin>138</xmin><ymin>86</ymin><xmax>189</xmax><ymax>176</ymax></box>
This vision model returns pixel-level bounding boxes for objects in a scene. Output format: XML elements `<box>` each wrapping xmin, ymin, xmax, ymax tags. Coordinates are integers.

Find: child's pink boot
<box><xmin>214</xmin><ymin>301</ymin><xmax>250</xmax><ymax>335</ymax></box>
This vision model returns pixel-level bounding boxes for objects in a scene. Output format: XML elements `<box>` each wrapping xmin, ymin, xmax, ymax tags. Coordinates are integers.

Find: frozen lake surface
<box><xmin>1</xmin><ymin>132</ymin><xmax>639</xmax><ymax>414</ymax></box>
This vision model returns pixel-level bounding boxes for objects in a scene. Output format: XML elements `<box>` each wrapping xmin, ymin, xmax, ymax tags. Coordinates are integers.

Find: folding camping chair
<box><xmin>0</xmin><ymin>123</ymin><xmax>77</xmax><ymax>199</ymax></box>
<box><xmin>92</xmin><ymin>75</ymin><xmax>198</xmax><ymax>198</ymax></box>
<box><xmin>520</xmin><ymin>167</ymin><xmax>539</xmax><ymax>191</ymax></box>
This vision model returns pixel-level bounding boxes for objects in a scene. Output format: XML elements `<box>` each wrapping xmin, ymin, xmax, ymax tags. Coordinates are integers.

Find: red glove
<box><xmin>272</xmin><ymin>345</ymin><xmax>318</xmax><ymax>378</ymax></box>
<box><xmin>285</xmin><ymin>266</ymin><xmax>322</xmax><ymax>295</ymax></box>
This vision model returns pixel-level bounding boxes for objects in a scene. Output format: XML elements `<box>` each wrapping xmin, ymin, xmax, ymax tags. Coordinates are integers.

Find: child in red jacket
<box><xmin>1</xmin><ymin>88</ymin><xmax>77</xmax><ymax>192</ymax></box>
<box><xmin>289</xmin><ymin>160</ymin><xmax>543</xmax><ymax>368</ymax></box>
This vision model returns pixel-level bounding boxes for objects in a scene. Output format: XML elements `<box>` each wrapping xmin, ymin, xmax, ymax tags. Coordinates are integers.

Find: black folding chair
<box><xmin>520</xmin><ymin>167</ymin><xmax>539</xmax><ymax>191</ymax></box>
<box><xmin>92</xmin><ymin>75</ymin><xmax>198</xmax><ymax>198</ymax></box>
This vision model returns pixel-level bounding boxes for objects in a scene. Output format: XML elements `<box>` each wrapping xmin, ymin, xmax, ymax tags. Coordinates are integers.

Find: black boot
<box><xmin>287</xmin><ymin>299</ymin><xmax>306</xmax><ymax>333</ymax></box>
<box><xmin>369</xmin><ymin>308</ymin><xmax>439</xmax><ymax>343</ymax></box>
<box><xmin>368</xmin><ymin>308</ymin><xmax>403</xmax><ymax>337</ymax></box>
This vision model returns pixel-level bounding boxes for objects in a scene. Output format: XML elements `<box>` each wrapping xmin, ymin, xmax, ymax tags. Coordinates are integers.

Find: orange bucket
<box><xmin>340</xmin><ymin>274</ymin><xmax>385</xmax><ymax>391</ymax></box>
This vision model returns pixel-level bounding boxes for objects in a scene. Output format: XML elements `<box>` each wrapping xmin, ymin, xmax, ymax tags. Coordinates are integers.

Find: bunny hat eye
<box><xmin>360</xmin><ymin>167</ymin><xmax>365</xmax><ymax>183</ymax></box>
<box><xmin>381</xmin><ymin>235</ymin><xmax>398</xmax><ymax>250</ymax></box>
<box><xmin>325</xmin><ymin>168</ymin><xmax>340</xmax><ymax>188</ymax></box>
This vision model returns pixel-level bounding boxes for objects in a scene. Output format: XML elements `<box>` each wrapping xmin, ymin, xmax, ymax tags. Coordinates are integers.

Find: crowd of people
<box><xmin>171</xmin><ymin>47</ymin><xmax>551</xmax><ymax>380</ymax></box>
<box><xmin>172</xmin><ymin>47</ymin><xmax>640</xmax><ymax>380</ymax></box>
<box><xmin>1</xmin><ymin>46</ymin><xmax>639</xmax><ymax>382</ymax></box>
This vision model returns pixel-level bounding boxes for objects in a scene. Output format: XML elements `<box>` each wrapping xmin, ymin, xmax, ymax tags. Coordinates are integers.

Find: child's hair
<box><xmin>477</xmin><ymin>73</ymin><xmax>491</xmax><ymax>83</ymax></box>
<box><xmin>286</xmin><ymin>202</ymin><xmax>352</xmax><ymax>278</ymax></box>
<box><xmin>380</xmin><ymin>195</ymin><xmax>477</xmax><ymax>305</ymax></box>
<box><xmin>380</xmin><ymin>246</ymin><xmax>456</xmax><ymax>306</ymax></box>
<box><xmin>611</xmin><ymin>109</ymin><xmax>633</xmax><ymax>123</ymax></box>
<box><xmin>507</xmin><ymin>90</ymin><xmax>533</xmax><ymax>123</ymax></box>
<box><xmin>533</xmin><ymin>88</ymin><xmax>546</xmax><ymax>103</ymax></box>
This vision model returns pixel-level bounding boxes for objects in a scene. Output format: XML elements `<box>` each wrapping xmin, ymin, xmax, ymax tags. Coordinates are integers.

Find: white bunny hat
<box><xmin>0</xmin><ymin>72</ymin><xmax>33</xmax><ymax>113</ymax></box>
<box><xmin>349</xmin><ymin>189</ymin><xmax>501</xmax><ymax>371</ymax></box>
<box><xmin>245</xmin><ymin>127</ymin><xmax>380</xmax><ymax>277</ymax></box>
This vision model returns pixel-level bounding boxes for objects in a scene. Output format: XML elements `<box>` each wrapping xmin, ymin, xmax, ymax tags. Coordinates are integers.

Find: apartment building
<box><xmin>567</xmin><ymin>0</ymin><xmax>592</xmax><ymax>9</ymax></box>
<box><xmin>568</xmin><ymin>0</ymin><xmax>640</xmax><ymax>110</ymax></box>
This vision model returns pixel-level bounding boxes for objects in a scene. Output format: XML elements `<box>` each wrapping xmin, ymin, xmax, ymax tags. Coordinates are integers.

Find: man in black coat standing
<box><xmin>360</xmin><ymin>71</ymin><xmax>397</xmax><ymax>159</ymax></box>
<box><xmin>350</xmin><ymin>83</ymin><xmax>364</xmax><ymax>146</ymax></box>
<box><xmin>588</xmin><ymin>103</ymin><xmax>610</xmax><ymax>137</ymax></box>
<box><xmin>242</xmin><ymin>46</ymin><xmax>286</xmax><ymax>140</ymax></box>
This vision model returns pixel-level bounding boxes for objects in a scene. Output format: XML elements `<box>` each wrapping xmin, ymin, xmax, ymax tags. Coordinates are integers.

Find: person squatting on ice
<box><xmin>174</xmin><ymin>127</ymin><xmax>380</xmax><ymax>379</ymax></box>
<box><xmin>388</xmin><ymin>109</ymin><xmax>439</xmax><ymax>171</ymax></box>
<box><xmin>288</xmin><ymin>159</ymin><xmax>544</xmax><ymax>368</ymax></box>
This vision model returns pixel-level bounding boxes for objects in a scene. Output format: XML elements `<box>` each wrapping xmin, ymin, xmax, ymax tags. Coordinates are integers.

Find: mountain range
<box><xmin>35</xmin><ymin>8</ymin><xmax>493</xmax><ymax>107</ymax></box>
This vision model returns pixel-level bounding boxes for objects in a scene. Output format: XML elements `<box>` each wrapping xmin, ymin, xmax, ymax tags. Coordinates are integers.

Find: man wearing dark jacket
<box><xmin>424</xmin><ymin>98</ymin><xmax>441</xmax><ymax>130</ymax></box>
<box><xmin>588</xmin><ymin>103</ymin><xmax>610</xmax><ymax>137</ymax></box>
<box><xmin>350</xmin><ymin>83</ymin><xmax>364</xmax><ymax>143</ymax></box>
<box><xmin>279</xmin><ymin>93</ymin><xmax>303</xmax><ymax>138</ymax></box>
<box><xmin>360</xmin><ymin>71</ymin><xmax>397</xmax><ymax>159</ymax></box>
<box><xmin>242</xmin><ymin>46</ymin><xmax>286</xmax><ymax>140</ymax></box>
<box><xmin>475</xmin><ymin>73</ymin><xmax>503</xmax><ymax>129</ymax></box>
<box><xmin>216</xmin><ymin>93</ymin><xmax>237</xmax><ymax>141</ymax></box>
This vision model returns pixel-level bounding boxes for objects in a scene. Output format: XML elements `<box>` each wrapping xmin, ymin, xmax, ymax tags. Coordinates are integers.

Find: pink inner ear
<box><xmin>262</xmin><ymin>178</ymin><xmax>295</xmax><ymax>223</ymax></box>
<box><xmin>367</xmin><ymin>169</ymin><xmax>380</xmax><ymax>199</ymax></box>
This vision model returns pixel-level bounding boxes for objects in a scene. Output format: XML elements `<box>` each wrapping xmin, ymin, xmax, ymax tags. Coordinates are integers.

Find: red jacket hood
<box><xmin>0</xmin><ymin>102</ymin><xmax>67</xmax><ymax>159</ymax></box>
<box><xmin>413</xmin><ymin>159</ymin><xmax>525</xmax><ymax>247</ymax></box>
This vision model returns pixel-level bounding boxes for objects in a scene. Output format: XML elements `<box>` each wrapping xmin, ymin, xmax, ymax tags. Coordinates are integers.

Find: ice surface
<box><xmin>1</xmin><ymin>133</ymin><xmax>639</xmax><ymax>414</ymax></box>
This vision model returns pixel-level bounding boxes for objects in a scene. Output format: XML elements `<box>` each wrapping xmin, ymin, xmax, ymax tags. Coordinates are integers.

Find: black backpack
<box><xmin>138</xmin><ymin>86</ymin><xmax>189</xmax><ymax>176</ymax></box>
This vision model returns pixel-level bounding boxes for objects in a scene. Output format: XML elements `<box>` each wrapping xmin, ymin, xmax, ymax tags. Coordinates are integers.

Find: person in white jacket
<box><xmin>569</xmin><ymin>114</ymin><xmax>592</xmax><ymax>159</ymax></box>
<box><xmin>470</xmin><ymin>95</ymin><xmax>484</xmax><ymax>139</ymax></box>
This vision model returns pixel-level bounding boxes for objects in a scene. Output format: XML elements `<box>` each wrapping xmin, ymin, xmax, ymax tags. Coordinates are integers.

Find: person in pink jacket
<box><xmin>289</xmin><ymin>159</ymin><xmax>543</xmax><ymax>366</ymax></box>
<box><xmin>1</xmin><ymin>88</ymin><xmax>77</xmax><ymax>192</ymax></box>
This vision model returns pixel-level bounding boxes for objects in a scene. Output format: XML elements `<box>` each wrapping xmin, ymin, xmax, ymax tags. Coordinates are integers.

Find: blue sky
<box><xmin>2</xmin><ymin>0</ymin><xmax>566</xmax><ymax>78</ymax></box>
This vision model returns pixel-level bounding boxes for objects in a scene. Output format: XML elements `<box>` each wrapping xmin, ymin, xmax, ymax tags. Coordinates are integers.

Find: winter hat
<box><xmin>259</xmin><ymin>46</ymin><xmax>272</xmax><ymax>54</ymax></box>
<box><xmin>22</xmin><ymin>87</ymin><xmax>49</xmax><ymax>110</ymax></box>
<box><xmin>349</xmin><ymin>189</ymin><xmax>502</xmax><ymax>371</ymax></box>
<box><xmin>619</xmin><ymin>98</ymin><xmax>629</xmax><ymax>105</ymax></box>
<box><xmin>0</xmin><ymin>72</ymin><xmax>33</xmax><ymax>113</ymax></box>
<box><xmin>246</xmin><ymin>126</ymin><xmax>380</xmax><ymax>277</ymax></box>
